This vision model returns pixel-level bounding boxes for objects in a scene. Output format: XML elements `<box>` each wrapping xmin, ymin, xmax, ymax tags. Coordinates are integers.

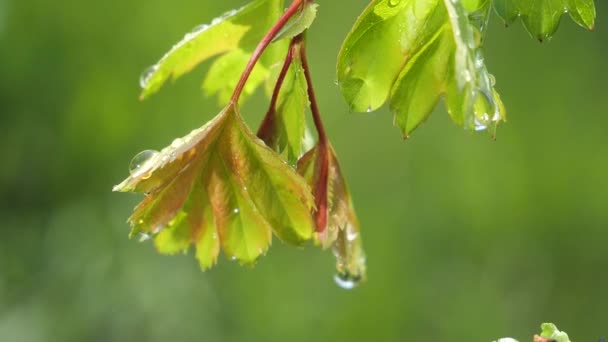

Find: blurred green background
<box><xmin>1</xmin><ymin>0</ymin><xmax>607</xmax><ymax>341</ymax></box>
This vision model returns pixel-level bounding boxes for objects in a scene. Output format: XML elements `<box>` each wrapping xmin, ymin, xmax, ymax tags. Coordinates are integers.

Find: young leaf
<box><xmin>258</xmin><ymin>45</ymin><xmax>309</xmax><ymax>165</ymax></box>
<box><xmin>202</xmin><ymin>49</ymin><xmax>269</xmax><ymax>105</ymax></box>
<box><xmin>113</xmin><ymin>105</ymin><xmax>316</xmax><ymax>268</ymax></box>
<box><xmin>139</xmin><ymin>0</ymin><xmax>285</xmax><ymax>101</ymax></box>
<box><xmin>537</xmin><ymin>323</ymin><xmax>571</xmax><ymax>342</ymax></box>
<box><xmin>273</xmin><ymin>2</ymin><xmax>319</xmax><ymax>42</ymax></box>
<box><xmin>297</xmin><ymin>144</ymin><xmax>366</xmax><ymax>285</ymax></box>
<box><xmin>494</xmin><ymin>0</ymin><xmax>596</xmax><ymax>41</ymax></box>
<box><xmin>337</xmin><ymin>0</ymin><xmax>505</xmax><ymax>137</ymax></box>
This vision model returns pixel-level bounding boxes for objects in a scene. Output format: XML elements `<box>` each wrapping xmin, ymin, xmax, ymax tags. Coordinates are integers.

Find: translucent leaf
<box><xmin>494</xmin><ymin>0</ymin><xmax>596</xmax><ymax>41</ymax></box>
<box><xmin>273</xmin><ymin>2</ymin><xmax>319</xmax><ymax>42</ymax></box>
<box><xmin>337</xmin><ymin>0</ymin><xmax>505</xmax><ymax>137</ymax></box>
<box><xmin>258</xmin><ymin>50</ymin><xmax>309</xmax><ymax>165</ymax></box>
<box><xmin>113</xmin><ymin>105</ymin><xmax>315</xmax><ymax>268</ymax></box>
<box><xmin>297</xmin><ymin>144</ymin><xmax>366</xmax><ymax>286</ymax></box>
<box><xmin>538</xmin><ymin>323</ymin><xmax>571</xmax><ymax>342</ymax></box>
<box><xmin>139</xmin><ymin>0</ymin><xmax>285</xmax><ymax>101</ymax></box>
<box><xmin>202</xmin><ymin>49</ymin><xmax>269</xmax><ymax>104</ymax></box>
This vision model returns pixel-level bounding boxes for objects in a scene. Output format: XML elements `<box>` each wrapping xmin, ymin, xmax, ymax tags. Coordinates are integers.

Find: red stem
<box><xmin>257</xmin><ymin>37</ymin><xmax>300</xmax><ymax>141</ymax></box>
<box><xmin>230</xmin><ymin>0</ymin><xmax>305</xmax><ymax>105</ymax></box>
<box><xmin>299</xmin><ymin>36</ymin><xmax>330</xmax><ymax>233</ymax></box>
<box><xmin>299</xmin><ymin>38</ymin><xmax>328</xmax><ymax>145</ymax></box>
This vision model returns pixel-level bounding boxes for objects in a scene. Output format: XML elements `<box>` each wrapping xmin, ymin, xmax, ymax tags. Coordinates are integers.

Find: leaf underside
<box><xmin>338</xmin><ymin>0</ymin><xmax>507</xmax><ymax>137</ymax></box>
<box><xmin>493</xmin><ymin>0</ymin><xmax>596</xmax><ymax>41</ymax></box>
<box><xmin>114</xmin><ymin>106</ymin><xmax>315</xmax><ymax>269</ymax></box>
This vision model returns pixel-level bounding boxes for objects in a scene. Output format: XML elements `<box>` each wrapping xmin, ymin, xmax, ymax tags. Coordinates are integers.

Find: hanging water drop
<box><xmin>139</xmin><ymin>65</ymin><xmax>158</xmax><ymax>89</ymax></box>
<box><xmin>129</xmin><ymin>150</ymin><xmax>158</xmax><ymax>175</ymax></box>
<box><xmin>334</xmin><ymin>272</ymin><xmax>361</xmax><ymax>290</ymax></box>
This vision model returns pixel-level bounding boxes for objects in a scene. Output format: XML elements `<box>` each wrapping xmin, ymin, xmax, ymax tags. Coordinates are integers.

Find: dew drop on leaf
<box><xmin>189</xmin><ymin>24</ymin><xmax>209</xmax><ymax>35</ymax></box>
<box><xmin>139</xmin><ymin>65</ymin><xmax>158</xmax><ymax>88</ymax></box>
<box><xmin>137</xmin><ymin>232</ymin><xmax>152</xmax><ymax>242</ymax></box>
<box><xmin>388</xmin><ymin>0</ymin><xmax>401</xmax><ymax>7</ymax></box>
<box><xmin>129</xmin><ymin>150</ymin><xmax>159</xmax><ymax>175</ymax></box>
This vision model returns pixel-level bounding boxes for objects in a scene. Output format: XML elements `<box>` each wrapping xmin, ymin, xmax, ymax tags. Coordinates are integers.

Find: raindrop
<box><xmin>138</xmin><ymin>232</ymin><xmax>152</xmax><ymax>242</ymax></box>
<box><xmin>388</xmin><ymin>0</ymin><xmax>401</xmax><ymax>7</ymax></box>
<box><xmin>171</xmin><ymin>138</ymin><xmax>183</xmax><ymax>148</ymax></box>
<box><xmin>366</xmin><ymin>106</ymin><xmax>372</xmax><ymax>113</ymax></box>
<box><xmin>474</xmin><ymin>118</ymin><xmax>488</xmax><ymax>131</ymax></box>
<box><xmin>190</xmin><ymin>24</ymin><xmax>209</xmax><ymax>35</ymax></box>
<box><xmin>334</xmin><ymin>273</ymin><xmax>361</xmax><ymax>290</ymax></box>
<box><xmin>489</xmin><ymin>74</ymin><xmax>496</xmax><ymax>87</ymax></box>
<box><xmin>139</xmin><ymin>65</ymin><xmax>158</xmax><ymax>89</ymax></box>
<box><xmin>463</xmin><ymin>70</ymin><xmax>472</xmax><ymax>83</ymax></box>
<box><xmin>129</xmin><ymin>150</ymin><xmax>159</xmax><ymax>175</ymax></box>
<box><xmin>233</xmin><ymin>208</ymin><xmax>240</xmax><ymax>214</ymax></box>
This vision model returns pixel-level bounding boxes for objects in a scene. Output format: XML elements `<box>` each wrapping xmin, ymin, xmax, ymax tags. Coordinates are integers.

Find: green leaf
<box><xmin>337</xmin><ymin>0</ymin><xmax>505</xmax><ymax>137</ymax></box>
<box><xmin>539</xmin><ymin>323</ymin><xmax>571</xmax><ymax>342</ymax></box>
<box><xmin>113</xmin><ymin>105</ymin><xmax>315</xmax><ymax>268</ymax></box>
<box><xmin>297</xmin><ymin>144</ymin><xmax>366</xmax><ymax>286</ymax></box>
<box><xmin>202</xmin><ymin>49</ymin><xmax>269</xmax><ymax>105</ymax></box>
<box><xmin>258</xmin><ymin>50</ymin><xmax>309</xmax><ymax>165</ymax></box>
<box><xmin>494</xmin><ymin>0</ymin><xmax>596</xmax><ymax>41</ymax></box>
<box><xmin>273</xmin><ymin>2</ymin><xmax>319</xmax><ymax>42</ymax></box>
<box><xmin>139</xmin><ymin>0</ymin><xmax>285</xmax><ymax>101</ymax></box>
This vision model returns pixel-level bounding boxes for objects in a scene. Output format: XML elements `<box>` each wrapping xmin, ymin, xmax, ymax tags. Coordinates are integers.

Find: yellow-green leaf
<box><xmin>139</xmin><ymin>0</ymin><xmax>285</xmax><ymax>101</ymax></box>
<box><xmin>113</xmin><ymin>105</ymin><xmax>315</xmax><ymax>268</ymax></box>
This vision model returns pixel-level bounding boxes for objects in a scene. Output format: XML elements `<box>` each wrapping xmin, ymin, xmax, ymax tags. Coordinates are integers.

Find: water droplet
<box><xmin>388</xmin><ymin>0</ymin><xmax>401</xmax><ymax>7</ymax></box>
<box><xmin>366</xmin><ymin>106</ymin><xmax>372</xmax><ymax>113</ymax></box>
<box><xmin>474</xmin><ymin>118</ymin><xmax>488</xmax><ymax>131</ymax></box>
<box><xmin>129</xmin><ymin>150</ymin><xmax>159</xmax><ymax>175</ymax></box>
<box><xmin>489</xmin><ymin>74</ymin><xmax>496</xmax><ymax>87</ymax></box>
<box><xmin>171</xmin><ymin>138</ymin><xmax>183</xmax><ymax>148</ymax></box>
<box><xmin>139</xmin><ymin>65</ymin><xmax>158</xmax><ymax>88</ymax></box>
<box><xmin>334</xmin><ymin>273</ymin><xmax>361</xmax><ymax>290</ymax></box>
<box><xmin>138</xmin><ymin>232</ymin><xmax>152</xmax><ymax>242</ymax></box>
<box><xmin>231</xmin><ymin>256</ymin><xmax>237</xmax><ymax>261</ymax></box>
<box><xmin>463</xmin><ymin>70</ymin><xmax>472</xmax><ymax>83</ymax></box>
<box><xmin>475</xmin><ymin>55</ymin><xmax>484</xmax><ymax>69</ymax></box>
<box><xmin>233</xmin><ymin>208</ymin><xmax>240</xmax><ymax>214</ymax></box>
<box><xmin>190</xmin><ymin>24</ymin><xmax>209</xmax><ymax>35</ymax></box>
